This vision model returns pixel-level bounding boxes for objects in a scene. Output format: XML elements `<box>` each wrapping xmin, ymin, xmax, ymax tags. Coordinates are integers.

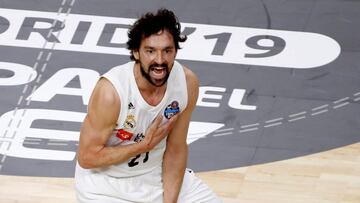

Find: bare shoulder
<box><xmin>90</xmin><ymin>78</ymin><xmax>119</xmax><ymax>108</ymax></box>
<box><xmin>182</xmin><ymin>65</ymin><xmax>199</xmax><ymax>110</ymax></box>
<box><xmin>87</xmin><ymin>77</ymin><xmax>120</xmax><ymax>126</ymax></box>
<box><xmin>182</xmin><ymin>65</ymin><xmax>199</xmax><ymax>89</ymax></box>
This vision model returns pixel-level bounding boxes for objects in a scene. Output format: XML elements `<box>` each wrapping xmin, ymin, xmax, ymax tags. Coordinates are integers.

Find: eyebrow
<box><xmin>143</xmin><ymin>46</ymin><xmax>175</xmax><ymax>50</ymax></box>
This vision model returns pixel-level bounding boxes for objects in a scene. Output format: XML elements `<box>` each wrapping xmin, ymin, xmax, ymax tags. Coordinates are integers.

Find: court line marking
<box><xmin>213</xmin><ymin>132</ymin><xmax>234</xmax><ymax>137</ymax></box>
<box><xmin>212</xmin><ymin>92</ymin><xmax>359</xmax><ymax>138</ymax></box>
<box><xmin>288</xmin><ymin>116</ymin><xmax>306</xmax><ymax>122</ymax></box>
<box><xmin>23</xmin><ymin>142</ymin><xmax>41</xmax><ymax>145</ymax></box>
<box><xmin>265</xmin><ymin>117</ymin><xmax>284</xmax><ymax>123</ymax></box>
<box><xmin>48</xmin><ymin>143</ymin><xmax>69</xmax><ymax>146</ymax></box>
<box><xmin>333</xmin><ymin>102</ymin><xmax>350</xmax><ymax>109</ymax></box>
<box><xmin>311</xmin><ymin>109</ymin><xmax>328</xmax><ymax>116</ymax></box>
<box><xmin>311</xmin><ymin>104</ymin><xmax>328</xmax><ymax>111</ymax></box>
<box><xmin>239</xmin><ymin>127</ymin><xmax>259</xmax><ymax>133</ymax></box>
<box><xmin>241</xmin><ymin>123</ymin><xmax>260</xmax><ymax>128</ymax></box>
<box><xmin>264</xmin><ymin>122</ymin><xmax>283</xmax><ymax>128</ymax></box>
<box><xmin>26</xmin><ymin>138</ymin><xmax>42</xmax><ymax>142</ymax></box>
<box><xmin>0</xmin><ymin>0</ymin><xmax>75</xmax><ymax>172</ymax></box>
<box><xmin>288</xmin><ymin>111</ymin><xmax>307</xmax><ymax>118</ymax></box>
<box><xmin>214</xmin><ymin>128</ymin><xmax>234</xmax><ymax>133</ymax></box>
<box><xmin>333</xmin><ymin>97</ymin><xmax>349</xmax><ymax>104</ymax></box>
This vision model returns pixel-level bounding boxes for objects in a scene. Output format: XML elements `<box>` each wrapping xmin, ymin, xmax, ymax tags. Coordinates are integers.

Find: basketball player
<box><xmin>75</xmin><ymin>8</ymin><xmax>221</xmax><ymax>203</ymax></box>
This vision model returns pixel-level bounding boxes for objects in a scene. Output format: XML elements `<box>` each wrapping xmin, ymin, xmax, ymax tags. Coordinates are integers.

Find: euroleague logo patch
<box><xmin>164</xmin><ymin>101</ymin><xmax>180</xmax><ymax>119</ymax></box>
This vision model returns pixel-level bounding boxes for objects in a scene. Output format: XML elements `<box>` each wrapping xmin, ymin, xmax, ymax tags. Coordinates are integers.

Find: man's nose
<box><xmin>154</xmin><ymin>51</ymin><xmax>165</xmax><ymax>64</ymax></box>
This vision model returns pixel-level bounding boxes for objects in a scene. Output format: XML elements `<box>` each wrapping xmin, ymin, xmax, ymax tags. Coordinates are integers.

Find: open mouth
<box><xmin>150</xmin><ymin>66</ymin><xmax>167</xmax><ymax>79</ymax></box>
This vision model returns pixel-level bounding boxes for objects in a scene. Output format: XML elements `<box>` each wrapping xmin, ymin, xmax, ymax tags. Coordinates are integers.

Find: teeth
<box><xmin>154</xmin><ymin>70</ymin><xmax>163</xmax><ymax>75</ymax></box>
<box><xmin>151</xmin><ymin>68</ymin><xmax>165</xmax><ymax>79</ymax></box>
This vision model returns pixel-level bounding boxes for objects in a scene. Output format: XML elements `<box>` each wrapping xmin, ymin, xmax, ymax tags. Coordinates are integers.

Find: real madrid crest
<box><xmin>124</xmin><ymin>114</ymin><xmax>136</xmax><ymax>129</ymax></box>
<box><xmin>116</xmin><ymin>114</ymin><xmax>136</xmax><ymax>141</ymax></box>
<box><xmin>164</xmin><ymin>100</ymin><xmax>180</xmax><ymax>119</ymax></box>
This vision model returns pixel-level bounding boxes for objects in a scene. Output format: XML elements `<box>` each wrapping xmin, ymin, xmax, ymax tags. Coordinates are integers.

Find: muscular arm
<box><xmin>162</xmin><ymin>67</ymin><xmax>199</xmax><ymax>203</ymax></box>
<box><xmin>78</xmin><ymin>78</ymin><xmax>176</xmax><ymax>169</ymax></box>
<box><xmin>77</xmin><ymin>78</ymin><xmax>141</xmax><ymax>168</ymax></box>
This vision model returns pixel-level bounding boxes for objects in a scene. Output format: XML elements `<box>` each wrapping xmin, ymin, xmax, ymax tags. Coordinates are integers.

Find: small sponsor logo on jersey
<box><xmin>164</xmin><ymin>101</ymin><xmax>180</xmax><ymax>119</ymax></box>
<box><xmin>128</xmin><ymin>102</ymin><xmax>135</xmax><ymax>110</ymax></box>
<box><xmin>116</xmin><ymin>129</ymin><xmax>134</xmax><ymax>141</ymax></box>
<box><xmin>134</xmin><ymin>133</ymin><xmax>145</xmax><ymax>143</ymax></box>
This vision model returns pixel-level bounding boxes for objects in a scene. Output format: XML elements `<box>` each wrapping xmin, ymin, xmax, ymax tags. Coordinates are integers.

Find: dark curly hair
<box><xmin>127</xmin><ymin>8</ymin><xmax>187</xmax><ymax>61</ymax></box>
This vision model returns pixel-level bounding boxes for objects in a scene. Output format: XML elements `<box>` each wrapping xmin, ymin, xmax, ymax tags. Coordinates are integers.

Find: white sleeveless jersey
<box><xmin>98</xmin><ymin>60</ymin><xmax>188</xmax><ymax>177</ymax></box>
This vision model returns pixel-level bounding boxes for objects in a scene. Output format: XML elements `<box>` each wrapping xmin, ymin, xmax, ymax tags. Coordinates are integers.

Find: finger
<box><xmin>143</xmin><ymin>131</ymin><xmax>153</xmax><ymax>146</ymax></box>
<box><xmin>157</xmin><ymin>114</ymin><xmax>179</xmax><ymax>135</ymax></box>
<box><xmin>146</xmin><ymin>115</ymin><xmax>163</xmax><ymax>135</ymax></box>
<box><xmin>168</xmin><ymin>113</ymin><xmax>179</xmax><ymax>126</ymax></box>
<box><xmin>164</xmin><ymin>114</ymin><xmax>179</xmax><ymax>130</ymax></box>
<box><xmin>152</xmin><ymin>115</ymin><xmax>163</xmax><ymax>128</ymax></box>
<box><xmin>144</xmin><ymin>115</ymin><xmax>164</xmax><ymax>145</ymax></box>
<box><xmin>159</xmin><ymin>113</ymin><xmax>179</xmax><ymax>127</ymax></box>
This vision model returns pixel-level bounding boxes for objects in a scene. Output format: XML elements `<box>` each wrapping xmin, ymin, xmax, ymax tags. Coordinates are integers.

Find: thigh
<box><xmin>75</xmin><ymin>164</ymin><xmax>163</xmax><ymax>203</ymax></box>
<box><xmin>75</xmin><ymin>167</ymin><xmax>134</xmax><ymax>203</ymax></box>
<box><xmin>177</xmin><ymin>169</ymin><xmax>223</xmax><ymax>203</ymax></box>
<box><xmin>76</xmin><ymin>193</ymin><xmax>131</xmax><ymax>203</ymax></box>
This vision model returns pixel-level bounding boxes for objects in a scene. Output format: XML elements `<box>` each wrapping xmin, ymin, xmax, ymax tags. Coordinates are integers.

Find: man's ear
<box><xmin>133</xmin><ymin>50</ymin><xmax>140</xmax><ymax>60</ymax></box>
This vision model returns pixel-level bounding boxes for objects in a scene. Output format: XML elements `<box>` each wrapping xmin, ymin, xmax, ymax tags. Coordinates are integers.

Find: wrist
<box><xmin>163</xmin><ymin>195</ymin><xmax>177</xmax><ymax>203</ymax></box>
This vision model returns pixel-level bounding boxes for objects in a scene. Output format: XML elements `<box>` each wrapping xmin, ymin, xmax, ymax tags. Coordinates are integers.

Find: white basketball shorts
<box><xmin>75</xmin><ymin>164</ymin><xmax>222</xmax><ymax>203</ymax></box>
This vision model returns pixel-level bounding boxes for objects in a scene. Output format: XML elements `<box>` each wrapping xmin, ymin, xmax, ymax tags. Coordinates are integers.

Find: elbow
<box><xmin>78</xmin><ymin>158</ymin><xmax>92</xmax><ymax>169</ymax></box>
<box><xmin>77</xmin><ymin>151</ymin><xmax>98</xmax><ymax>169</ymax></box>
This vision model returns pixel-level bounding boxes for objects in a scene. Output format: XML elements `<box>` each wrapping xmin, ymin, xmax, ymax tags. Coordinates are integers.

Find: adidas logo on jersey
<box><xmin>128</xmin><ymin>102</ymin><xmax>135</xmax><ymax>109</ymax></box>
